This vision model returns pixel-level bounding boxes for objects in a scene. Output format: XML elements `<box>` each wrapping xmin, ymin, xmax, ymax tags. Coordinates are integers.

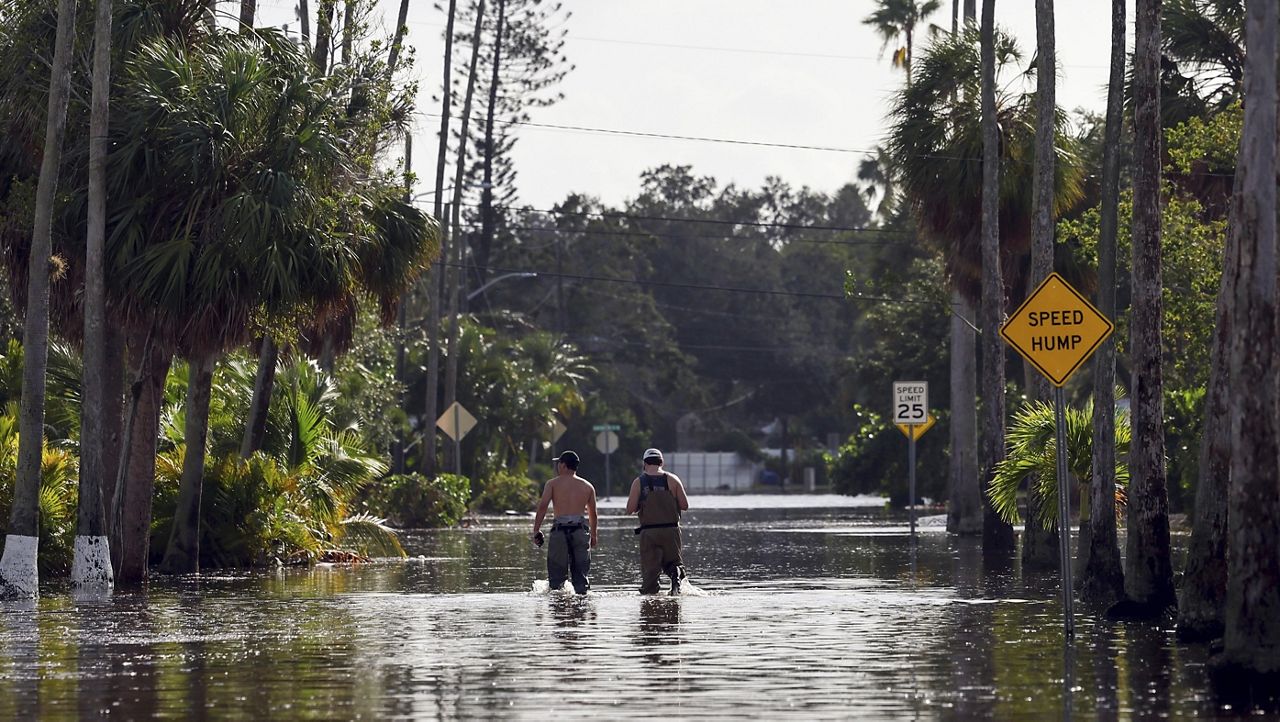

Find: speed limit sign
<box><xmin>892</xmin><ymin>381</ymin><xmax>928</xmax><ymax>425</ymax></box>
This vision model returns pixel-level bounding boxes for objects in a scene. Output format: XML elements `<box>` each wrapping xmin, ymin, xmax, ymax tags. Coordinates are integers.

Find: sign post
<box><xmin>892</xmin><ymin>382</ymin><xmax>928</xmax><ymax>544</ymax></box>
<box><xmin>593</xmin><ymin>424</ymin><xmax>620</xmax><ymax>497</ymax></box>
<box><xmin>437</xmin><ymin>402</ymin><xmax>477</xmax><ymax>475</ymax></box>
<box><xmin>1000</xmin><ymin>272</ymin><xmax>1114</xmax><ymax>637</ymax></box>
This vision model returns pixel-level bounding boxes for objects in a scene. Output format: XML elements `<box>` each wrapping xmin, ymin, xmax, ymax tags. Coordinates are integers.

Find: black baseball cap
<box><xmin>556</xmin><ymin>450</ymin><xmax>580</xmax><ymax>468</ymax></box>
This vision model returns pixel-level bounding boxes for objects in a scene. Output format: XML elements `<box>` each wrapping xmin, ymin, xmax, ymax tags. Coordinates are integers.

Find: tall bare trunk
<box><xmin>979</xmin><ymin>0</ymin><xmax>1014</xmax><ymax>554</ymax></box>
<box><xmin>113</xmin><ymin>340</ymin><xmax>171</xmax><ymax>584</ymax></box>
<box><xmin>73</xmin><ymin>0</ymin><xmax>116</xmax><ymax>593</ymax></box>
<box><xmin>1211</xmin><ymin>0</ymin><xmax>1280</xmax><ymax>690</ymax></box>
<box><xmin>1079</xmin><ymin>0</ymin><xmax>1126</xmax><ymax>609</ymax></box>
<box><xmin>340</xmin><ymin>0</ymin><xmax>353</xmax><ymax>65</ymax></box>
<box><xmin>240</xmin><ymin>336</ymin><xmax>278</xmax><ymax>458</ymax></box>
<box><xmin>386</xmin><ymin>0</ymin><xmax>411</xmax><ymax>77</ymax></box>
<box><xmin>443</xmin><ymin>0</ymin><xmax>488</xmax><ymax>472</ymax></box>
<box><xmin>298</xmin><ymin>0</ymin><xmax>310</xmax><ymax>46</ymax></box>
<box><xmin>952</xmin><ymin>0</ymin><xmax>959</xmax><ymax>33</ymax></box>
<box><xmin>0</xmin><ymin>0</ymin><xmax>78</xmax><ymax>599</ymax></box>
<box><xmin>100</xmin><ymin>323</ymin><xmax>125</xmax><ymax>524</ymax></box>
<box><xmin>422</xmin><ymin>0</ymin><xmax>459</xmax><ymax>476</ymax></box>
<box><xmin>239</xmin><ymin>0</ymin><xmax>255</xmax><ymax>27</ymax></box>
<box><xmin>313</xmin><ymin>0</ymin><xmax>335</xmax><ymax>73</ymax></box>
<box><xmin>1124</xmin><ymin>0</ymin><xmax>1176</xmax><ymax>613</ymax></box>
<box><xmin>964</xmin><ymin>0</ymin><xmax>976</xmax><ymax>21</ymax></box>
<box><xmin>478</xmin><ymin>0</ymin><xmax>508</xmax><ymax>292</ymax></box>
<box><xmin>1022</xmin><ymin>0</ymin><xmax>1059</xmax><ymax>571</ymax></box>
<box><xmin>160</xmin><ymin>354</ymin><xmax>218</xmax><ymax>575</ymax></box>
<box><xmin>948</xmin><ymin>291</ymin><xmax>981</xmax><ymax>534</ymax></box>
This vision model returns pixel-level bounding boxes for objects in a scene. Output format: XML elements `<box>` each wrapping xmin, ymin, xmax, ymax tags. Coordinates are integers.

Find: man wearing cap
<box><xmin>531</xmin><ymin>451</ymin><xmax>598</xmax><ymax>594</ymax></box>
<box><xmin>626</xmin><ymin>448</ymin><xmax>690</xmax><ymax>594</ymax></box>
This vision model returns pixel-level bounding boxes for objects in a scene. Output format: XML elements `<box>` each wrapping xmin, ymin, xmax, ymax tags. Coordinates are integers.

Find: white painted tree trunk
<box><xmin>0</xmin><ymin>536</ymin><xmax>39</xmax><ymax>598</ymax></box>
<box><xmin>71</xmin><ymin>536</ymin><xmax>114</xmax><ymax>593</ymax></box>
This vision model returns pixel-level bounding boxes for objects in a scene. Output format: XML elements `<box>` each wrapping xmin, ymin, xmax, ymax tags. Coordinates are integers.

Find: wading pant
<box><xmin>639</xmin><ymin>527</ymin><xmax>684</xmax><ymax>595</ymax></box>
<box><xmin>548</xmin><ymin>524</ymin><xmax>591</xmax><ymax>594</ymax></box>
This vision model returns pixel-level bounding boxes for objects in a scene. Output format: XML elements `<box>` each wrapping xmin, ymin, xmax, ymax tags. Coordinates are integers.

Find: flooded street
<box><xmin>0</xmin><ymin>499</ymin><xmax>1224</xmax><ymax>719</ymax></box>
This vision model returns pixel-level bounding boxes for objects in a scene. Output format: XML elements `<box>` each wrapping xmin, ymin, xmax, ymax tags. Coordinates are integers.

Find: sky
<box><xmin>254</xmin><ymin>0</ymin><xmax>1118</xmax><ymax>212</ymax></box>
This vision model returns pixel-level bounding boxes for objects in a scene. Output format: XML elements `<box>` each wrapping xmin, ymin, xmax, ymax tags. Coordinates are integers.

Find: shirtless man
<box><xmin>531</xmin><ymin>451</ymin><xmax>598</xmax><ymax>594</ymax></box>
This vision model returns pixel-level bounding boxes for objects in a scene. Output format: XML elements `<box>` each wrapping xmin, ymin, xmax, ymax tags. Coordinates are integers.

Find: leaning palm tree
<box><xmin>885</xmin><ymin>25</ymin><xmax>1084</xmax><ymax>546</ymax></box>
<box><xmin>863</xmin><ymin>0</ymin><xmax>943</xmax><ymax>83</ymax></box>
<box><xmin>0</xmin><ymin>0</ymin><xmax>78</xmax><ymax>599</ymax></box>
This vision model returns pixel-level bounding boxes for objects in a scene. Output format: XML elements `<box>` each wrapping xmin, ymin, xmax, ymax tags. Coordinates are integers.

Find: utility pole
<box><xmin>391</xmin><ymin>134</ymin><xmax>411</xmax><ymax>475</ymax></box>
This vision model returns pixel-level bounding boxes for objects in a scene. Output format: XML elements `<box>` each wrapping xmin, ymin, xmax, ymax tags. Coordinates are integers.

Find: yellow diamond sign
<box><xmin>1000</xmin><ymin>272</ymin><xmax>1114</xmax><ymax>387</ymax></box>
<box><xmin>896</xmin><ymin>413</ymin><xmax>935</xmax><ymax>441</ymax></box>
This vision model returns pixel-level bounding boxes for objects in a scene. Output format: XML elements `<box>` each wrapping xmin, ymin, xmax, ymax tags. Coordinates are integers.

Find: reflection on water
<box><xmin>0</xmin><ymin>505</ymin><xmax>1233</xmax><ymax>718</ymax></box>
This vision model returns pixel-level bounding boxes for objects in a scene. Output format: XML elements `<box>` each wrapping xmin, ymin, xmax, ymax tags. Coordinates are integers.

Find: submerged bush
<box><xmin>471</xmin><ymin>471</ymin><xmax>540</xmax><ymax>513</ymax></box>
<box><xmin>364</xmin><ymin>473</ymin><xmax>470</xmax><ymax>528</ymax></box>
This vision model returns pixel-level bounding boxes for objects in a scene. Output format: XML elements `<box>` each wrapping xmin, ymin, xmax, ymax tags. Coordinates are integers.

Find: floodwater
<box><xmin>0</xmin><ymin>499</ymin><xmax>1233</xmax><ymax>719</ymax></box>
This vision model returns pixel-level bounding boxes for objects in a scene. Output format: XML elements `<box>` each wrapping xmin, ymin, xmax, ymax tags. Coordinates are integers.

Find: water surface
<box><xmin>0</xmin><ymin>503</ymin><xmax>1228</xmax><ymax>719</ymax></box>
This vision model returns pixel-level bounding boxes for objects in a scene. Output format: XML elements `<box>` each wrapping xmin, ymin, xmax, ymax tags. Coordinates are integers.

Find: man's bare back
<box><xmin>532</xmin><ymin>455</ymin><xmax>599</xmax><ymax>548</ymax></box>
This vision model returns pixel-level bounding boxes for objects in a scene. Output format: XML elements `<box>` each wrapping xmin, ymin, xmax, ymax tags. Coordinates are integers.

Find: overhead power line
<box><xmin>451</xmin><ymin>220</ymin><xmax>914</xmax><ymax>247</ymax></box>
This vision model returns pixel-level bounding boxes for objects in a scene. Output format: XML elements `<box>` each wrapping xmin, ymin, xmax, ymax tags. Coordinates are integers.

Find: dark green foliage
<box><xmin>826</xmin><ymin>403</ymin><xmax>948</xmax><ymax>504</ymax></box>
<box><xmin>364</xmin><ymin>473</ymin><xmax>470</xmax><ymax>528</ymax></box>
<box><xmin>471</xmin><ymin>471</ymin><xmax>539</xmax><ymax>513</ymax></box>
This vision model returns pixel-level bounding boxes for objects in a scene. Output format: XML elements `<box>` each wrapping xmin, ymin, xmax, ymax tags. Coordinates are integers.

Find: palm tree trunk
<box><xmin>239</xmin><ymin>0</ymin><xmax>255</xmax><ymax>27</ymax></box>
<box><xmin>73</xmin><ymin>0</ymin><xmax>116</xmax><ymax>594</ymax></box>
<box><xmin>240</xmin><ymin>336</ymin><xmax>278</xmax><ymax>458</ymax></box>
<box><xmin>964</xmin><ymin>0</ymin><xmax>976</xmax><ymax>21</ymax></box>
<box><xmin>421</xmin><ymin>0</ymin><xmax>458</xmax><ymax>477</ymax></box>
<box><xmin>100</xmin><ymin>322</ymin><xmax>125</xmax><ymax>525</ymax></box>
<box><xmin>1212</xmin><ymin>0</ymin><xmax>1280</xmax><ymax>688</ymax></box>
<box><xmin>1079</xmin><ymin>0</ymin><xmax>1126</xmax><ymax>609</ymax></box>
<box><xmin>0</xmin><ymin>0</ymin><xmax>78</xmax><ymax>599</ymax></box>
<box><xmin>444</xmin><ymin>0</ymin><xmax>488</xmax><ymax>472</ymax></box>
<box><xmin>1123</xmin><ymin>0</ymin><xmax>1176</xmax><ymax>614</ymax></box>
<box><xmin>160</xmin><ymin>354</ymin><xmax>218</xmax><ymax>575</ymax></box>
<box><xmin>979</xmin><ymin>0</ymin><xmax>1014</xmax><ymax>554</ymax></box>
<box><xmin>1176</xmin><ymin>140</ymin><xmax>1239</xmax><ymax>638</ymax></box>
<box><xmin>1021</xmin><ymin>0</ymin><xmax>1059</xmax><ymax>571</ymax></box>
<box><xmin>952</xmin><ymin>0</ymin><xmax>959</xmax><ymax>33</ymax></box>
<box><xmin>387</xmin><ymin>0</ymin><xmax>411</xmax><ymax>77</ymax></box>
<box><xmin>478</xmin><ymin>0</ymin><xmax>509</xmax><ymax>290</ymax></box>
<box><xmin>113</xmin><ymin>339</ymin><xmax>172</xmax><ymax>584</ymax></box>
<box><xmin>948</xmin><ymin>291</ymin><xmax>981</xmax><ymax>534</ymax></box>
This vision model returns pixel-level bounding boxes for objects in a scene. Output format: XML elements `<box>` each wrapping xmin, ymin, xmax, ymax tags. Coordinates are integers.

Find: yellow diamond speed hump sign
<box><xmin>999</xmin><ymin>272</ymin><xmax>1114</xmax><ymax>387</ymax></box>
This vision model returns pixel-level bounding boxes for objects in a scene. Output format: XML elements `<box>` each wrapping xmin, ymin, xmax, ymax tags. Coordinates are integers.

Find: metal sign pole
<box><xmin>1053</xmin><ymin>385</ymin><xmax>1074</xmax><ymax>636</ymax></box>
<box><xmin>908</xmin><ymin>432</ymin><xmax>917</xmax><ymax>545</ymax></box>
<box><xmin>454</xmin><ymin>404</ymin><xmax>462</xmax><ymax>476</ymax></box>
<box><xmin>605</xmin><ymin>436</ymin><xmax>611</xmax><ymax>498</ymax></box>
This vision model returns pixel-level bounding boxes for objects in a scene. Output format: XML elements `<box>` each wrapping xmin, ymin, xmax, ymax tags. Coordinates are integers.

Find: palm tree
<box><xmin>1021</xmin><ymin>0</ymin><xmax>1059</xmax><ymax>571</ymax></box>
<box><xmin>978</xmin><ymin>0</ymin><xmax>1012</xmax><ymax>553</ymax></box>
<box><xmin>0</xmin><ymin>0</ymin><xmax>78</xmax><ymax>599</ymax></box>
<box><xmin>988</xmin><ymin>398</ymin><xmax>1130</xmax><ymax>530</ymax></box>
<box><xmin>863</xmin><ymin>0</ymin><xmax>943</xmax><ymax>83</ymax></box>
<box><xmin>72</xmin><ymin>0</ymin><xmax>117</xmax><ymax>594</ymax></box>
<box><xmin>886</xmin><ymin>25</ymin><xmax>1083</xmax><ymax>546</ymax></box>
<box><xmin>1079</xmin><ymin>0</ymin><xmax>1127</xmax><ymax>609</ymax></box>
<box><xmin>1212</xmin><ymin>0</ymin><xmax>1280</xmax><ymax>689</ymax></box>
<box><xmin>1123</xmin><ymin>0</ymin><xmax>1177</xmax><ymax>615</ymax></box>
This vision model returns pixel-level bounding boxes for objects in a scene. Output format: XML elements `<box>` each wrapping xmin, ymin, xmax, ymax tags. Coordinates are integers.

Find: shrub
<box><xmin>471</xmin><ymin>471</ymin><xmax>540</xmax><ymax>513</ymax></box>
<box><xmin>365</xmin><ymin>473</ymin><xmax>470</xmax><ymax>528</ymax></box>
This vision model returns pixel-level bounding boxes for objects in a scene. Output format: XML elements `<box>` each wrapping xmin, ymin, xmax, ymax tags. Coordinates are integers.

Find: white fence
<box><xmin>661</xmin><ymin>452</ymin><xmax>759</xmax><ymax>493</ymax></box>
